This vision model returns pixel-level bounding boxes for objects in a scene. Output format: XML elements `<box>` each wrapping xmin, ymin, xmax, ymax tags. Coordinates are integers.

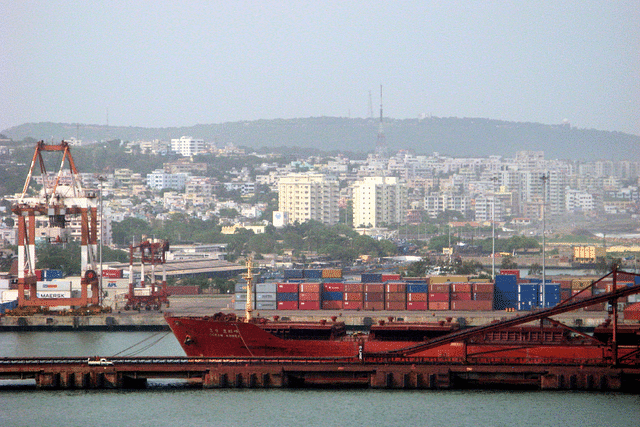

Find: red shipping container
<box><xmin>344</xmin><ymin>283</ymin><xmax>364</xmax><ymax>292</ymax></box>
<box><xmin>322</xmin><ymin>300</ymin><xmax>343</xmax><ymax>310</ymax></box>
<box><xmin>450</xmin><ymin>292</ymin><xmax>472</xmax><ymax>301</ymax></box>
<box><xmin>451</xmin><ymin>300</ymin><xmax>492</xmax><ymax>311</ymax></box>
<box><xmin>102</xmin><ymin>269</ymin><xmax>123</xmax><ymax>278</ymax></box>
<box><xmin>617</xmin><ymin>272</ymin><xmax>635</xmax><ymax>282</ymax></box>
<box><xmin>364</xmin><ymin>301</ymin><xmax>384</xmax><ymax>311</ymax></box>
<box><xmin>364</xmin><ymin>283</ymin><xmax>384</xmax><ymax>293</ymax></box>
<box><xmin>474</xmin><ymin>292</ymin><xmax>494</xmax><ymax>301</ymax></box>
<box><xmin>277</xmin><ymin>301</ymin><xmax>298</xmax><ymax>310</ymax></box>
<box><xmin>299</xmin><ymin>292</ymin><xmax>321</xmax><ymax>301</ymax></box>
<box><xmin>473</xmin><ymin>283</ymin><xmax>495</xmax><ymax>293</ymax></box>
<box><xmin>429</xmin><ymin>301</ymin><xmax>450</xmax><ymax>310</ymax></box>
<box><xmin>385</xmin><ymin>292</ymin><xmax>406</xmax><ymax>302</ymax></box>
<box><xmin>452</xmin><ymin>283</ymin><xmax>472</xmax><ymax>293</ymax></box>
<box><xmin>386</xmin><ymin>282</ymin><xmax>406</xmax><ymax>293</ymax></box>
<box><xmin>500</xmin><ymin>269</ymin><xmax>520</xmax><ymax>279</ymax></box>
<box><xmin>277</xmin><ymin>283</ymin><xmax>299</xmax><ymax>293</ymax></box>
<box><xmin>557</xmin><ymin>280</ymin><xmax>573</xmax><ymax>289</ymax></box>
<box><xmin>407</xmin><ymin>292</ymin><xmax>427</xmax><ymax>302</ymax></box>
<box><xmin>381</xmin><ymin>274</ymin><xmax>401</xmax><ymax>282</ymax></box>
<box><xmin>343</xmin><ymin>292</ymin><xmax>363</xmax><ymax>301</ymax></box>
<box><xmin>35</xmin><ymin>269</ymin><xmax>43</xmax><ymax>281</ymax></box>
<box><xmin>343</xmin><ymin>300</ymin><xmax>363</xmax><ymax>310</ymax></box>
<box><xmin>572</xmin><ymin>288</ymin><xmax>592</xmax><ymax>298</ymax></box>
<box><xmin>385</xmin><ymin>301</ymin><xmax>406</xmax><ymax>310</ymax></box>
<box><xmin>323</xmin><ymin>283</ymin><xmax>344</xmax><ymax>292</ymax></box>
<box><xmin>429</xmin><ymin>284</ymin><xmax>450</xmax><ymax>293</ymax></box>
<box><xmin>407</xmin><ymin>301</ymin><xmax>428</xmax><ymax>310</ymax></box>
<box><xmin>429</xmin><ymin>292</ymin><xmax>450</xmax><ymax>301</ymax></box>
<box><xmin>364</xmin><ymin>292</ymin><xmax>384</xmax><ymax>302</ymax></box>
<box><xmin>298</xmin><ymin>300</ymin><xmax>320</xmax><ymax>310</ymax></box>
<box><xmin>299</xmin><ymin>283</ymin><xmax>320</xmax><ymax>293</ymax></box>
<box><xmin>583</xmin><ymin>303</ymin><xmax>605</xmax><ymax>311</ymax></box>
<box><xmin>624</xmin><ymin>303</ymin><xmax>640</xmax><ymax>320</ymax></box>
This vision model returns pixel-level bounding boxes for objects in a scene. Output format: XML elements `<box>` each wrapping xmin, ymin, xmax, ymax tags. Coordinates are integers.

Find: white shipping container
<box><xmin>256</xmin><ymin>283</ymin><xmax>277</xmax><ymax>293</ymax></box>
<box><xmin>1</xmin><ymin>290</ymin><xmax>18</xmax><ymax>302</ymax></box>
<box><xmin>133</xmin><ymin>287</ymin><xmax>152</xmax><ymax>296</ymax></box>
<box><xmin>37</xmin><ymin>291</ymin><xmax>71</xmax><ymax>299</ymax></box>
<box><xmin>37</xmin><ymin>279</ymin><xmax>72</xmax><ymax>291</ymax></box>
<box><xmin>0</xmin><ymin>278</ymin><xmax>10</xmax><ymax>289</ymax></box>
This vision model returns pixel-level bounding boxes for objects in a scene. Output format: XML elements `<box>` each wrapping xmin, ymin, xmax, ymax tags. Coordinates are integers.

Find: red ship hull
<box><xmin>165</xmin><ymin>314</ymin><xmax>633</xmax><ymax>364</ymax></box>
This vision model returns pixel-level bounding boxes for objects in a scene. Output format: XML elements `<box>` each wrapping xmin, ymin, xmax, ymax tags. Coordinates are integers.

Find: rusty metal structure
<box><xmin>11</xmin><ymin>141</ymin><xmax>100</xmax><ymax>311</ymax></box>
<box><xmin>124</xmin><ymin>240</ymin><xmax>170</xmax><ymax>310</ymax></box>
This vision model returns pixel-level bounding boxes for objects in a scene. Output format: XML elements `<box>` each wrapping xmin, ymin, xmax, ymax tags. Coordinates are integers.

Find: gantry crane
<box><xmin>11</xmin><ymin>140</ymin><xmax>102</xmax><ymax>312</ymax></box>
<box><xmin>124</xmin><ymin>239</ymin><xmax>171</xmax><ymax>310</ymax></box>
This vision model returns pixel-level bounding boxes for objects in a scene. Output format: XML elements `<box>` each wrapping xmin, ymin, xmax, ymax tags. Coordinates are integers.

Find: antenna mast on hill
<box><xmin>375</xmin><ymin>84</ymin><xmax>387</xmax><ymax>158</ymax></box>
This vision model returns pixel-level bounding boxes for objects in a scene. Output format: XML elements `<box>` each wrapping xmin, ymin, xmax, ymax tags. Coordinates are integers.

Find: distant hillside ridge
<box><xmin>3</xmin><ymin>116</ymin><xmax>639</xmax><ymax>161</ymax></box>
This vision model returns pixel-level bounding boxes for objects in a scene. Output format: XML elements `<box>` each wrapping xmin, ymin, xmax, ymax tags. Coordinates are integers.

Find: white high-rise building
<box><xmin>170</xmin><ymin>136</ymin><xmax>206</xmax><ymax>157</ymax></box>
<box><xmin>277</xmin><ymin>173</ymin><xmax>339</xmax><ymax>225</ymax></box>
<box><xmin>352</xmin><ymin>176</ymin><xmax>408</xmax><ymax>228</ymax></box>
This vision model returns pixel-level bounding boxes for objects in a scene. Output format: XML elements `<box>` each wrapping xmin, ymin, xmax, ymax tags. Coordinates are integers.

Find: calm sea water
<box><xmin>1</xmin><ymin>332</ymin><xmax>638</xmax><ymax>427</ymax></box>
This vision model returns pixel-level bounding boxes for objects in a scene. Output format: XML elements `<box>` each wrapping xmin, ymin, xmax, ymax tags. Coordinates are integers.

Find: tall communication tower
<box><xmin>375</xmin><ymin>84</ymin><xmax>387</xmax><ymax>158</ymax></box>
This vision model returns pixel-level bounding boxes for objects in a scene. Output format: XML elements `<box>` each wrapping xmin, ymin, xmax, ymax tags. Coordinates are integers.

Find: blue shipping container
<box><xmin>276</xmin><ymin>292</ymin><xmax>298</xmax><ymax>302</ymax></box>
<box><xmin>284</xmin><ymin>269</ymin><xmax>304</xmax><ymax>279</ymax></box>
<box><xmin>407</xmin><ymin>284</ymin><xmax>428</xmax><ymax>293</ymax></box>
<box><xmin>361</xmin><ymin>273</ymin><xmax>383</xmax><ymax>283</ymax></box>
<box><xmin>303</xmin><ymin>269</ymin><xmax>323</xmax><ymax>279</ymax></box>
<box><xmin>321</xmin><ymin>291</ymin><xmax>343</xmax><ymax>301</ymax></box>
<box><xmin>495</xmin><ymin>275</ymin><xmax>517</xmax><ymax>293</ymax></box>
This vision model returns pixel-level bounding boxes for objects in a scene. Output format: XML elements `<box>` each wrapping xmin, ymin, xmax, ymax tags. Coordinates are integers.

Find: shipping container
<box><xmin>361</xmin><ymin>273</ymin><xmax>383</xmax><ymax>283</ymax></box>
<box><xmin>407</xmin><ymin>301</ymin><xmax>428</xmax><ymax>310</ymax></box>
<box><xmin>343</xmin><ymin>300</ymin><xmax>363</xmax><ymax>310</ymax></box>
<box><xmin>364</xmin><ymin>301</ymin><xmax>384</xmax><ymax>311</ymax></box>
<box><xmin>37</xmin><ymin>280</ymin><xmax>72</xmax><ymax>291</ymax></box>
<box><xmin>407</xmin><ymin>292</ymin><xmax>427</xmax><ymax>302</ymax></box>
<box><xmin>256</xmin><ymin>292</ymin><xmax>277</xmax><ymax>301</ymax></box>
<box><xmin>303</xmin><ymin>269</ymin><xmax>323</xmax><ymax>279</ymax></box>
<box><xmin>256</xmin><ymin>301</ymin><xmax>277</xmax><ymax>310</ymax></box>
<box><xmin>429</xmin><ymin>284</ymin><xmax>450</xmax><ymax>293</ymax></box>
<box><xmin>35</xmin><ymin>269</ymin><xmax>43</xmax><ymax>281</ymax></box>
<box><xmin>473</xmin><ymin>283</ymin><xmax>494</xmax><ymax>293</ymax></box>
<box><xmin>344</xmin><ymin>283</ymin><xmax>364</xmax><ymax>293</ymax></box>
<box><xmin>429</xmin><ymin>292</ymin><xmax>450</xmax><ymax>302</ymax></box>
<box><xmin>499</xmin><ymin>269</ymin><xmax>520</xmax><ymax>279</ymax></box>
<box><xmin>343</xmin><ymin>292</ymin><xmax>363</xmax><ymax>301</ymax></box>
<box><xmin>364</xmin><ymin>292</ymin><xmax>384</xmax><ymax>302</ymax></box>
<box><xmin>385</xmin><ymin>292</ymin><xmax>406</xmax><ymax>302</ymax></box>
<box><xmin>36</xmin><ymin>291</ymin><xmax>71</xmax><ymax>299</ymax></box>
<box><xmin>321</xmin><ymin>300</ymin><xmax>343</xmax><ymax>310</ymax></box>
<box><xmin>133</xmin><ymin>287</ymin><xmax>152</xmax><ymax>296</ymax></box>
<box><xmin>364</xmin><ymin>283</ymin><xmax>384</xmax><ymax>293</ymax></box>
<box><xmin>299</xmin><ymin>283</ymin><xmax>321</xmax><ymax>293</ymax></box>
<box><xmin>1</xmin><ymin>290</ymin><xmax>18</xmax><ymax>302</ymax></box>
<box><xmin>322</xmin><ymin>291</ymin><xmax>343</xmax><ymax>301</ymax></box>
<box><xmin>102</xmin><ymin>269</ymin><xmax>123</xmax><ymax>278</ymax></box>
<box><xmin>474</xmin><ymin>292</ymin><xmax>494</xmax><ymax>301</ymax></box>
<box><xmin>276</xmin><ymin>292</ymin><xmax>298</xmax><ymax>302</ymax></box>
<box><xmin>235</xmin><ymin>292</ymin><xmax>248</xmax><ymax>301</ymax></box>
<box><xmin>169</xmin><ymin>285</ymin><xmax>201</xmax><ymax>295</ymax></box>
<box><xmin>407</xmin><ymin>283</ymin><xmax>428</xmax><ymax>293</ymax></box>
<box><xmin>256</xmin><ymin>283</ymin><xmax>277</xmax><ymax>293</ymax></box>
<box><xmin>298</xmin><ymin>292</ymin><xmax>321</xmax><ymax>301</ymax></box>
<box><xmin>277</xmin><ymin>283</ymin><xmax>299</xmax><ymax>293</ymax></box>
<box><xmin>235</xmin><ymin>283</ymin><xmax>250</xmax><ymax>293</ymax></box>
<box><xmin>385</xmin><ymin>301</ymin><xmax>406</xmax><ymax>310</ymax></box>
<box><xmin>452</xmin><ymin>283</ymin><xmax>472</xmax><ymax>293</ymax></box>
<box><xmin>277</xmin><ymin>301</ymin><xmax>298</xmax><ymax>310</ymax></box>
<box><xmin>298</xmin><ymin>300</ymin><xmax>320</xmax><ymax>310</ymax></box>
<box><xmin>450</xmin><ymin>292</ymin><xmax>472</xmax><ymax>301</ymax></box>
<box><xmin>235</xmin><ymin>301</ymin><xmax>256</xmax><ymax>310</ymax></box>
<box><xmin>495</xmin><ymin>274</ymin><xmax>518</xmax><ymax>294</ymax></box>
<box><xmin>321</xmin><ymin>269</ymin><xmax>343</xmax><ymax>279</ymax></box>
<box><xmin>43</xmin><ymin>269</ymin><xmax>64</xmax><ymax>280</ymax></box>
<box><xmin>381</xmin><ymin>274</ymin><xmax>401</xmax><ymax>282</ymax></box>
<box><xmin>429</xmin><ymin>275</ymin><xmax>468</xmax><ymax>284</ymax></box>
<box><xmin>493</xmin><ymin>289</ymin><xmax>517</xmax><ymax>310</ymax></box>
<box><xmin>451</xmin><ymin>300</ymin><xmax>492</xmax><ymax>311</ymax></box>
<box><xmin>323</xmin><ymin>283</ymin><xmax>345</xmax><ymax>292</ymax></box>
<box><xmin>283</xmin><ymin>269</ymin><xmax>304</xmax><ymax>280</ymax></box>
<box><xmin>385</xmin><ymin>282</ymin><xmax>406</xmax><ymax>293</ymax></box>
<box><xmin>428</xmin><ymin>301</ymin><xmax>450</xmax><ymax>310</ymax></box>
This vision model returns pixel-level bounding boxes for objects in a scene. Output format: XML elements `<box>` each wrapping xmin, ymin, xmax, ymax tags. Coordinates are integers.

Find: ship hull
<box><xmin>165</xmin><ymin>315</ymin><xmax>627</xmax><ymax>363</ymax></box>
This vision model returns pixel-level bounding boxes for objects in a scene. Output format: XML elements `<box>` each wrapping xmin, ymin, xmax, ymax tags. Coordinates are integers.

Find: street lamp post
<box><xmin>491</xmin><ymin>176</ymin><xmax>498</xmax><ymax>281</ymax></box>
<box><xmin>98</xmin><ymin>175</ymin><xmax>106</xmax><ymax>306</ymax></box>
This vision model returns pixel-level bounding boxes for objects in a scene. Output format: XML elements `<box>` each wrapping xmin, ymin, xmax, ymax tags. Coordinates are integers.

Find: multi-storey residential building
<box><xmin>474</xmin><ymin>196</ymin><xmax>505</xmax><ymax>222</ymax></box>
<box><xmin>424</xmin><ymin>192</ymin><xmax>471</xmax><ymax>218</ymax></box>
<box><xmin>147</xmin><ymin>169</ymin><xmax>188</xmax><ymax>190</ymax></box>
<box><xmin>565</xmin><ymin>189</ymin><xmax>595</xmax><ymax>212</ymax></box>
<box><xmin>352</xmin><ymin>176</ymin><xmax>408</xmax><ymax>228</ymax></box>
<box><xmin>170</xmin><ymin>136</ymin><xmax>206</xmax><ymax>157</ymax></box>
<box><xmin>277</xmin><ymin>173</ymin><xmax>339</xmax><ymax>226</ymax></box>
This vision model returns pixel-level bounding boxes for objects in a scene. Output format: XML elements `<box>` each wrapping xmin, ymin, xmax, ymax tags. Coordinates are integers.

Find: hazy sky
<box><xmin>1</xmin><ymin>1</ymin><xmax>639</xmax><ymax>135</ymax></box>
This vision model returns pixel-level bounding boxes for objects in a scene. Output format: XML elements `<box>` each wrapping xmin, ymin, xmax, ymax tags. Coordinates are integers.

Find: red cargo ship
<box><xmin>164</xmin><ymin>268</ymin><xmax>640</xmax><ymax>365</ymax></box>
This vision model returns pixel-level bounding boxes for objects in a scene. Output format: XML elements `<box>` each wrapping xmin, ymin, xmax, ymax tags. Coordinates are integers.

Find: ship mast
<box><xmin>243</xmin><ymin>256</ymin><xmax>254</xmax><ymax>321</ymax></box>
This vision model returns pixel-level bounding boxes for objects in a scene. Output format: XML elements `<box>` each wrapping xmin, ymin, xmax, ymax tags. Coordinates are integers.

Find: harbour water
<box><xmin>1</xmin><ymin>332</ymin><xmax>638</xmax><ymax>427</ymax></box>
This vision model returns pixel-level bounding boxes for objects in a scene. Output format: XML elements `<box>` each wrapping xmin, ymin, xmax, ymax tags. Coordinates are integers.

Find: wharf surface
<box><xmin>0</xmin><ymin>296</ymin><xmax>614</xmax><ymax>331</ymax></box>
<box><xmin>1</xmin><ymin>355</ymin><xmax>639</xmax><ymax>392</ymax></box>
